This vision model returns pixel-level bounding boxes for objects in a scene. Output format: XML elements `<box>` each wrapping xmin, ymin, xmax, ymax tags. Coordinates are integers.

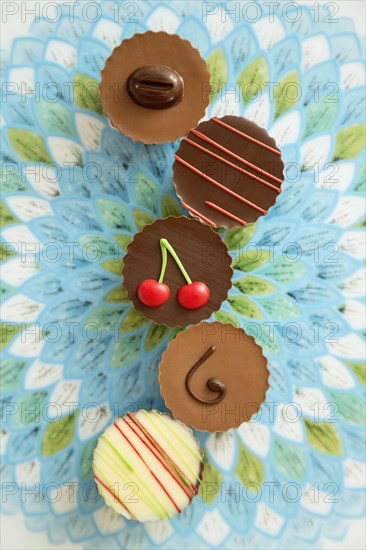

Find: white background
<box><xmin>1</xmin><ymin>1</ymin><xmax>365</xmax><ymax>549</ymax></box>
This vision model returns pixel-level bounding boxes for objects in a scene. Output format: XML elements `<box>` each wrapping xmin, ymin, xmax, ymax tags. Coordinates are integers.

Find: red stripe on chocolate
<box><xmin>94</xmin><ymin>473</ymin><xmax>136</xmax><ymax>519</ymax></box>
<box><xmin>212</xmin><ymin>117</ymin><xmax>281</xmax><ymax>156</ymax></box>
<box><xmin>124</xmin><ymin>415</ymin><xmax>193</xmax><ymax>501</ymax></box>
<box><xmin>190</xmin><ymin>128</ymin><xmax>282</xmax><ymax>185</ymax></box>
<box><xmin>184</xmin><ymin>136</ymin><xmax>281</xmax><ymax>193</ymax></box>
<box><xmin>182</xmin><ymin>201</ymin><xmax>217</xmax><ymax>227</ymax></box>
<box><xmin>174</xmin><ymin>155</ymin><xmax>267</xmax><ymax>214</ymax></box>
<box><xmin>127</xmin><ymin>414</ymin><xmax>197</xmax><ymax>498</ymax></box>
<box><xmin>205</xmin><ymin>201</ymin><xmax>248</xmax><ymax>226</ymax></box>
<box><xmin>114</xmin><ymin>421</ymin><xmax>181</xmax><ymax>513</ymax></box>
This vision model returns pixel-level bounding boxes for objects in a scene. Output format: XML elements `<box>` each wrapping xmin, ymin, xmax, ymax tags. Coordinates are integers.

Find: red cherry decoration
<box><xmin>138</xmin><ymin>279</ymin><xmax>170</xmax><ymax>307</ymax></box>
<box><xmin>177</xmin><ymin>281</ymin><xmax>210</xmax><ymax>310</ymax></box>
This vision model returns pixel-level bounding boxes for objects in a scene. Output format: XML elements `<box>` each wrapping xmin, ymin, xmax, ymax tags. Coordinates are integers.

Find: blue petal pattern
<box><xmin>1</xmin><ymin>1</ymin><xmax>365</xmax><ymax>549</ymax></box>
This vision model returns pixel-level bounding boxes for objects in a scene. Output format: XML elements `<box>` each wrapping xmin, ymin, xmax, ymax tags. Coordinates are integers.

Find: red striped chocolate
<box><xmin>173</xmin><ymin>116</ymin><xmax>284</xmax><ymax>228</ymax></box>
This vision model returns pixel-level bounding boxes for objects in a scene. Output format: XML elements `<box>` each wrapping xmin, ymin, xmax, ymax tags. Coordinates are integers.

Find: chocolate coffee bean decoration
<box><xmin>127</xmin><ymin>65</ymin><xmax>184</xmax><ymax>109</ymax></box>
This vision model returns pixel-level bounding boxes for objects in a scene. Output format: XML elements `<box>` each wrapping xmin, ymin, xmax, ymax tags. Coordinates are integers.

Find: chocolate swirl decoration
<box><xmin>127</xmin><ymin>65</ymin><xmax>184</xmax><ymax>109</ymax></box>
<box><xmin>185</xmin><ymin>346</ymin><xmax>226</xmax><ymax>405</ymax></box>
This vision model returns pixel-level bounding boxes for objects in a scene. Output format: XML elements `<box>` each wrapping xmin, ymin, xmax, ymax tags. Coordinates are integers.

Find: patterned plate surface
<box><xmin>1</xmin><ymin>1</ymin><xmax>365</xmax><ymax>548</ymax></box>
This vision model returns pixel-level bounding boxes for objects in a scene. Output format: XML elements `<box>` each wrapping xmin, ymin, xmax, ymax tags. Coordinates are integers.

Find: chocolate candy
<box><xmin>173</xmin><ymin>116</ymin><xmax>284</xmax><ymax>228</ymax></box>
<box><xmin>159</xmin><ymin>322</ymin><xmax>269</xmax><ymax>432</ymax></box>
<box><xmin>93</xmin><ymin>410</ymin><xmax>203</xmax><ymax>522</ymax></box>
<box><xmin>100</xmin><ymin>32</ymin><xmax>211</xmax><ymax>144</ymax></box>
<box><xmin>127</xmin><ymin>65</ymin><xmax>183</xmax><ymax>109</ymax></box>
<box><xmin>137</xmin><ymin>237</ymin><xmax>210</xmax><ymax>311</ymax></box>
<box><xmin>185</xmin><ymin>345</ymin><xmax>226</xmax><ymax>405</ymax></box>
<box><xmin>122</xmin><ymin>216</ymin><xmax>233</xmax><ymax>327</ymax></box>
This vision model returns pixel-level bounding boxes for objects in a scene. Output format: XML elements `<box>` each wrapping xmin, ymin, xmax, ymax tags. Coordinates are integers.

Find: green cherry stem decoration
<box><xmin>158</xmin><ymin>238</ymin><xmax>192</xmax><ymax>284</ymax></box>
<box><xmin>160</xmin><ymin>238</ymin><xmax>210</xmax><ymax>310</ymax></box>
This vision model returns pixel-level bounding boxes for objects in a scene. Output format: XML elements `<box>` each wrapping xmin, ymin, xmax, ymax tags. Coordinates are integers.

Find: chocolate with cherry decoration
<box><xmin>122</xmin><ymin>216</ymin><xmax>233</xmax><ymax>327</ymax></box>
<box><xmin>137</xmin><ymin>237</ymin><xmax>210</xmax><ymax>310</ymax></box>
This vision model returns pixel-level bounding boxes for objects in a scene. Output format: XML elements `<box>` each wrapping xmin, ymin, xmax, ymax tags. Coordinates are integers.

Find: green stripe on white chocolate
<box><xmin>93</xmin><ymin>410</ymin><xmax>202</xmax><ymax>523</ymax></box>
<box><xmin>93</xmin><ymin>461</ymin><xmax>133</xmax><ymax>520</ymax></box>
<box><xmin>140</xmin><ymin>412</ymin><xmax>194</xmax><ymax>486</ymax></box>
<box><xmin>140</xmin><ymin>410</ymin><xmax>200</xmax><ymax>483</ymax></box>
<box><xmin>102</xmin><ymin>434</ymin><xmax>133</xmax><ymax>469</ymax></box>
<box><xmin>99</xmin><ymin>432</ymin><xmax>169</xmax><ymax>519</ymax></box>
<box><xmin>95</xmin><ymin>447</ymin><xmax>165</xmax><ymax>520</ymax></box>
<box><xmin>152</xmin><ymin>410</ymin><xmax>202</xmax><ymax>461</ymax></box>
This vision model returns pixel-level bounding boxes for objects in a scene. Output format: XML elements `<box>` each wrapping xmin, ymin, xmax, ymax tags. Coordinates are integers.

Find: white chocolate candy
<box><xmin>93</xmin><ymin>410</ymin><xmax>203</xmax><ymax>522</ymax></box>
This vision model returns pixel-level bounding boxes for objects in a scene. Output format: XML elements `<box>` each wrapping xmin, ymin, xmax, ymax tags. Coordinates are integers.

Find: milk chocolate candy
<box><xmin>159</xmin><ymin>322</ymin><xmax>269</xmax><ymax>432</ymax></box>
<box><xmin>100</xmin><ymin>32</ymin><xmax>211</xmax><ymax>144</ymax></box>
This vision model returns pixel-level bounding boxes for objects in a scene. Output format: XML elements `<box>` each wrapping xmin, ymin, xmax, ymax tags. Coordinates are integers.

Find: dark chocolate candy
<box><xmin>122</xmin><ymin>217</ymin><xmax>233</xmax><ymax>327</ymax></box>
<box><xmin>159</xmin><ymin>322</ymin><xmax>269</xmax><ymax>432</ymax></box>
<box><xmin>100</xmin><ymin>32</ymin><xmax>211</xmax><ymax>144</ymax></box>
<box><xmin>185</xmin><ymin>345</ymin><xmax>226</xmax><ymax>405</ymax></box>
<box><xmin>173</xmin><ymin>116</ymin><xmax>284</xmax><ymax>228</ymax></box>
<box><xmin>127</xmin><ymin>65</ymin><xmax>183</xmax><ymax>109</ymax></box>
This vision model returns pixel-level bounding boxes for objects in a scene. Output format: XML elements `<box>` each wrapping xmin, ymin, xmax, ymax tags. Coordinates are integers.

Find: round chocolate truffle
<box><xmin>100</xmin><ymin>31</ymin><xmax>211</xmax><ymax>144</ymax></box>
<box><xmin>122</xmin><ymin>216</ymin><xmax>233</xmax><ymax>327</ymax></box>
<box><xmin>173</xmin><ymin>116</ymin><xmax>284</xmax><ymax>228</ymax></box>
<box><xmin>159</xmin><ymin>322</ymin><xmax>269</xmax><ymax>432</ymax></box>
<box><xmin>93</xmin><ymin>410</ymin><xmax>203</xmax><ymax>522</ymax></box>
